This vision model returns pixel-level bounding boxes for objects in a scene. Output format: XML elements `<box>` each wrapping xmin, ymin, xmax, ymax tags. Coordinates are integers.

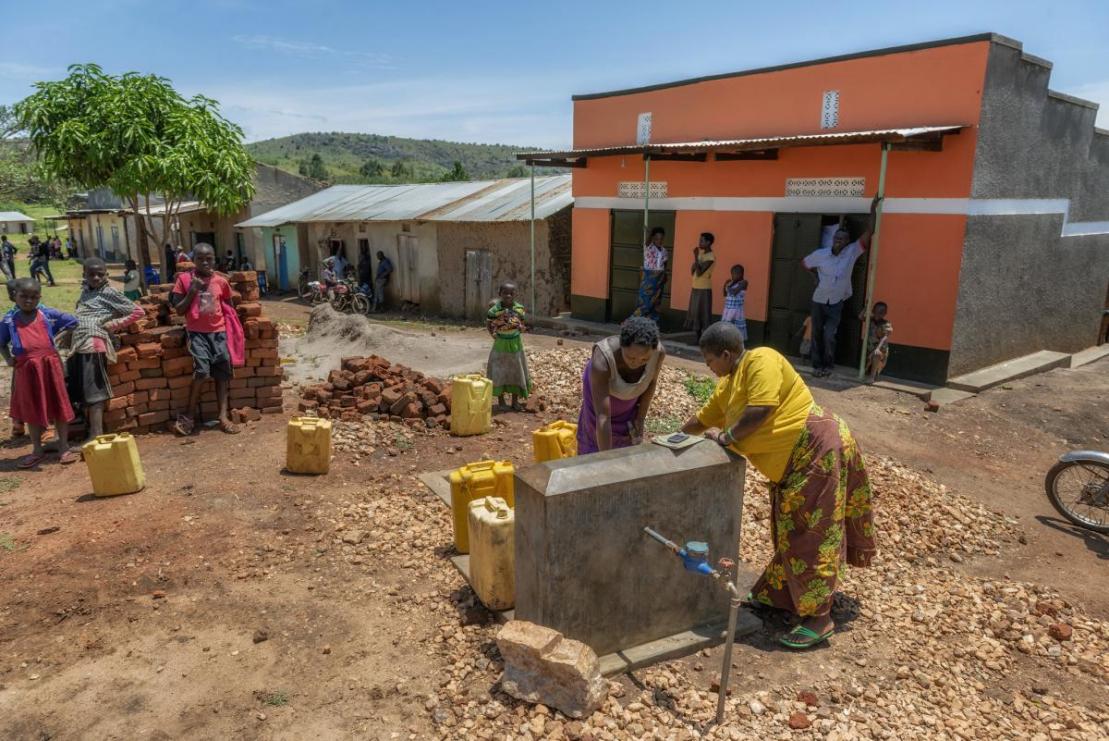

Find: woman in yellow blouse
<box><xmin>681</xmin><ymin>322</ymin><xmax>876</xmax><ymax>649</ymax></box>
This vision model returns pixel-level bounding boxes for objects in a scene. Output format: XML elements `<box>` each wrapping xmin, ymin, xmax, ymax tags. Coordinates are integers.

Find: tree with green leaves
<box><xmin>390</xmin><ymin>160</ymin><xmax>411</xmax><ymax>179</ymax></box>
<box><xmin>505</xmin><ymin>164</ymin><xmax>529</xmax><ymax>179</ymax></box>
<box><xmin>441</xmin><ymin>160</ymin><xmax>469</xmax><ymax>182</ymax></box>
<box><xmin>15</xmin><ymin>64</ymin><xmax>255</xmax><ymax>287</ymax></box>
<box><xmin>298</xmin><ymin>153</ymin><xmax>328</xmax><ymax>181</ymax></box>
<box><xmin>359</xmin><ymin>158</ymin><xmax>384</xmax><ymax>178</ymax></box>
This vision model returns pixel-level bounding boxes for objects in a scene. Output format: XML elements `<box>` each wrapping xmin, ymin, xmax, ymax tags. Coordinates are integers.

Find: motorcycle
<box><xmin>298</xmin><ymin>268</ymin><xmax>329</xmax><ymax>305</ymax></box>
<box><xmin>1045</xmin><ymin>450</ymin><xmax>1109</xmax><ymax>534</ymax></box>
<box><xmin>329</xmin><ymin>279</ymin><xmax>370</xmax><ymax>315</ymax></box>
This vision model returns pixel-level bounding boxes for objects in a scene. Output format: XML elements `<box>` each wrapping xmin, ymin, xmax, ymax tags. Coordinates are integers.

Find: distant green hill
<box><xmin>245</xmin><ymin>132</ymin><xmax>552</xmax><ymax>184</ymax></box>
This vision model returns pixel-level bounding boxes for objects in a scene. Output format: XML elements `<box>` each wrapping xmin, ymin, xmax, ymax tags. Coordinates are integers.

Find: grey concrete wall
<box><xmin>436</xmin><ymin>215</ymin><xmax>568</xmax><ymax>319</ymax></box>
<box><xmin>514</xmin><ymin>442</ymin><xmax>745</xmax><ymax>656</ymax></box>
<box><xmin>950</xmin><ymin>41</ymin><xmax>1109</xmax><ymax>375</ymax></box>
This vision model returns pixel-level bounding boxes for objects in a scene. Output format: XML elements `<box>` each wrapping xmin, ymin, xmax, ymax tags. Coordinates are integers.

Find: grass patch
<box><xmin>393</xmin><ymin>434</ymin><xmax>413</xmax><ymax>451</ymax></box>
<box><xmin>0</xmin><ymin>476</ymin><xmax>22</xmax><ymax>494</ymax></box>
<box><xmin>0</xmin><ymin>532</ymin><xmax>19</xmax><ymax>552</ymax></box>
<box><xmin>646</xmin><ymin>415</ymin><xmax>683</xmax><ymax>436</ymax></box>
<box><xmin>263</xmin><ymin>691</ymin><xmax>289</xmax><ymax>707</ymax></box>
<box><xmin>0</xmin><ymin>257</ymin><xmax>87</xmax><ymax>313</ymax></box>
<box><xmin>683</xmin><ymin>375</ymin><xmax>716</xmax><ymax>405</ymax></box>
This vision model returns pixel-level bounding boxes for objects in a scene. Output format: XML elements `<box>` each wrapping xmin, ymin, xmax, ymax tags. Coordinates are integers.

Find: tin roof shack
<box><xmin>132</xmin><ymin>163</ymin><xmax>322</xmax><ymax>275</ymax></box>
<box><xmin>523</xmin><ymin>33</ymin><xmax>1109</xmax><ymax>385</ymax></box>
<box><xmin>0</xmin><ymin>211</ymin><xmax>35</xmax><ymax>234</ymax></box>
<box><xmin>238</xmin><ymin>176</ymin><xmax>573</xmax><ymax>318</ymax></box>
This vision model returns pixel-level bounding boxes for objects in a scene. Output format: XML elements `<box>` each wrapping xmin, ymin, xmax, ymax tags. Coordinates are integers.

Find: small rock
<box><xmin>322</xmin><ymin>645</ymin><xmax>332</xmax><ymax>655</ymax></box>
<box><xmin>342</xmin><ymin>530</ymin><xmax>366</xmax><ymax>545</ymax></box>
<box><xmin>748</xmin><ymin>699</ymin><xmax>766</xmax><ymax>716</ymax></box>
<box><xmin>152</xmin><ymin>590</ymin><xmax>167</xmax><ymax>600</ymax></box>
<box><xmin>1048</xmin><ymin>623</ymin><xmax>1073</xmax><ymax>642</ymax></box>
<box><xmin>796</xmin><ymin>690</ymin><xmax>819</xmax><ymax>707</ymax></box>
<box><xmin>253</xmin><ymin>629</ymin><xmax>269</xmax><ymax>644</ymax></box>
<box><xmin>789</xmin><ymin>712</ymin><xmax>812</xmax><ymax>730</ymax></box>
<box><xmin>36</xmin><ymin>526</ymin><xmax>61</xmax><ymax>535</ymax></box>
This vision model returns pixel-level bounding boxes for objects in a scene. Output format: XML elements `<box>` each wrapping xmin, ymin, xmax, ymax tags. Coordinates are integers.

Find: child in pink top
<box><xmin>170</xmin><ymin>243</ymin><xmax>244</xmax><ymax>435</ymax></box>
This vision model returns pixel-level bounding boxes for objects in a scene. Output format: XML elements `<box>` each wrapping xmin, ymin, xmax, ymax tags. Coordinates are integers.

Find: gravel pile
<box><xmin>317</xmin><ymin>442</ymin><xmax>1109</xmax><ymax>739</ymax></box>
<box><xmin>528</xmin><ymin>348</ymin><xmax>703</xmax><ymax>426</ymax></box>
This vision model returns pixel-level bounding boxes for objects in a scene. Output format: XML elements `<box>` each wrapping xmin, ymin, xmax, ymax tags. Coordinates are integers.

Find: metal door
<box><xmin>609</xmin><ymin>210</ymin><xmax>676</xmax><ymax>326</ymax></box>
<box><xmin>396</xmin><ymin>234</ymin><xmax>420</xmax><ymax>304</ymax></box>
<box><xmin>465</xmin><ymin>249</ymin><xmax>493</xmax><ymax>319</ymax></box>
<box><xmin>95</xmin><ymin>223</ymin><xmax>105</xmax><ymax>259</ymax></box>
<box><xmin>273</xmin><ymin>234</ymin><xmax>289</xmax><ymax>290</ymax></box>
<box><xmin>110</xmin><ymin>225</ymin><xmax>120</xmax><ymax>260</ymax></box>
<box><xmin>767</xmin><ymin>213</ymin><xmax>869</xmax><ymax>363</ymax></box>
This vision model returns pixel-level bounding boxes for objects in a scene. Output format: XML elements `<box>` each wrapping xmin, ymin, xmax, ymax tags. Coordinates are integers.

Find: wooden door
<box><xmin>608</xmin><ymin>210</ymin><xmax>676</xmax><ymax>326</ymax></box>
<box><xmin>396</xmin><ymin>234</ymin><xmax>420</xmax><ymax>304</ymax></box>
<box><xmin>465</xmin><ymin>249</ymin><xmax>493</xmax><ymax>319</ymax></box>
<box><xmin>767</xmin><ymin>213</ymin><xmax>869</xmax><ymax>363</ymax></box>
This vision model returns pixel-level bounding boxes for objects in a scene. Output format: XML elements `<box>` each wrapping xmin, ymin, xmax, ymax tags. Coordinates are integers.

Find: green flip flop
<box><xmin>779</xmin><ymin>625</ymin><xmax>834</xmax><ymax>650</ymax></box>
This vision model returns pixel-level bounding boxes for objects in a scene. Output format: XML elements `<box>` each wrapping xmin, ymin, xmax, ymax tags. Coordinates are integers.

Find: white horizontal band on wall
<box><xmin>572</xmin><ymin>196</ymin><xmax>1109</xmax><ymax>238</ymax></box>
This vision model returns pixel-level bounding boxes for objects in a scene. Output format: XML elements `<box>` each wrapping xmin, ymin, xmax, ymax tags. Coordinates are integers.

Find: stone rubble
<box><xmin>300</xmin><ymin>438</ymin><xmax>1109</xmax><ymax>739</ymax></box>
<box><xmin>497</xmin><ymin>620</ymin><xmax>609</xmax><ymax>719</ymax></box>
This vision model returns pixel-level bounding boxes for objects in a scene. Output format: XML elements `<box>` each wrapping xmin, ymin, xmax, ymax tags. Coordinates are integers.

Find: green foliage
<box><xmin>683</xmin><ymin>375</ymin><xmax>716</xmax><ymax>405</ymax></box>
<box><xmin>246</xmin><ymin>131</ymin><xmax>561</xmax><ymax>184</ymax></box>
<box><xmin>0</xmin><ymin>532</ymin><xmax>19</xmax><ymax>552</ymax></box>
<box><xmin>0</xmin><ymin>477</ymin><xmax>23</xmax><ymax>494</ymax></box>
<box><xmin>440</xmin><ymin>160</ymin><xmax>469</xmax><ymax>182</ymax></box>
<box><xmin>263</xmin><ymin>692</ymin><xmax>289</xmax><ymax>707</ymax></box>
<box><xmin>359</xmin><ymin>158</ymin><xmax>384</xmax><ymax>178</ymax></box>
<box><xmin>298</xmin><ymin>153</ymin><xmax>329</xmax><ymax>181</ymax></box>
<box><xmin>505</xmin><ymin>164</ymin><xmax>529</xmax><ymax>179</ymax></box>
<box><xmin>14</xmin><ymin>64</ymin><xmax>256</xmax><ymax>268</ymax></box>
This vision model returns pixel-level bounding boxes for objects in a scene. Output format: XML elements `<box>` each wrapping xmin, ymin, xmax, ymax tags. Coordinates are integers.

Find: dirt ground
<box><xmin>1</xmin><ymin>305</ymin><xmax>1107</xmax><ymax>739</ymax></box>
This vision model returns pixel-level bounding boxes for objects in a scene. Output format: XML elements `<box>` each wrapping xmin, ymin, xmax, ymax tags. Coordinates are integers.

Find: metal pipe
<box><xmin>858</xmin><ymin>142</ymin><xmax>890</xmax><ymax>379</ymax></box>
<box><xmin>643</xmin><ymin>526</ymin><xmax>680</xmax><ymax>553</ymax></box>
<box><xmin>530</xmin><ymin>164</ymin><xmax>537</xmax><ymax>314</ymax></box>
<box><xmin>715</xmin><ymin>594</ymin><xmax>741</xmax><ymax>725</ymax></box>
<box><xmin>643</xmin><ymin>154</ymin><xmax>651</xmax><ymax>242</ymax></box>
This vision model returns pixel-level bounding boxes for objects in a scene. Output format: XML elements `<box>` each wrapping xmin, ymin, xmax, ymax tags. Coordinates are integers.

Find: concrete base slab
<box><xmin>598</xmin><ymin>608</ymin><xmax>762</xmax><ymax>677</ymax></box>
<box><xmin>873</xmin><ymin>378</ymin><xmax>938</xmax><ymax>399</ymax></box>
<box><xmin>929</xmin><ymin>387</ymin><xmax>977</xmax><ymax>406</ymax></box>
<box><xmin>1070</xmin><ymin>345</ymin><xmax>1109</xmax><ymax>368</ymax></box>
<box><xmin>450</xmin><ymin>553</ymin><xmax>761</xmax><ymax>678</ymax></box>
<box><xmin>419</xmin><ymin>469</ymin><xmax>454</xmax><ymax>507</ymax></box>
<box><xmin>947</xmin><ymin>350</ymin><xmax>1070</xmax><ymax>393</ymax></box>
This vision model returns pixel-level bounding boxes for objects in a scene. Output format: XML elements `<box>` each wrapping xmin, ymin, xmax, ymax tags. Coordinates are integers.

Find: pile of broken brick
<box><xmin>297</xmin><ymin>355</ymin><xmax>452</xmax><ymax>429</ymax></box>
<box><xmin>102</xmin><ymin>271</ymin><xmax>284</xmax><ymax>434</ymax></box>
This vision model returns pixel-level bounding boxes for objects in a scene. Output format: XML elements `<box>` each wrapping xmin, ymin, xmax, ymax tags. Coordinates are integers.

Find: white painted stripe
<box><xmin>572</xmin><ymin>196</ymin><xmax>1109</xmax><ymax>237</ymax></box>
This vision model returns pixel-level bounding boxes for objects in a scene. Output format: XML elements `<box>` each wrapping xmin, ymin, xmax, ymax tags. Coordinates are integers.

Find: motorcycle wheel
<box><xmin>1045</xmin><ymin>459</ymin><xmax>1109</xmax><ymax>534</ymax></box>
<box><xmin>330</xmin><ymin>294</ymin><xmax>349</xmax><ymax>313</ymax></box>
<box><xmin>351</xmin><ymin>293</ymin><xmax>370</xmax><ymax>315</ymax></box>
<box><xmin>298</xmin><ymin>279</ymin><xmax>313</xmax><ymax>301</ymax></box>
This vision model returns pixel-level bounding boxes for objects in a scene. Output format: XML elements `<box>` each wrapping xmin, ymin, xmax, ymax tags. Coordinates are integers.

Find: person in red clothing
<box><xmin>170</xmin><ymin>243</ymin><xmax>244</xmax><ymax>436</ymax></box>
<box><xmin>0</xmin><ymin>278</ymin><xmax>79</xmax><ymax>468</ymax></box>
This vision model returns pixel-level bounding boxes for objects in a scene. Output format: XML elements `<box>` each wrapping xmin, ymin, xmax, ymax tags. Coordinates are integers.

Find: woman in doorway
<box><xmin>576</xmin><ymin>316</ymin><xmax>666</xmax><ymax>454</ymax></box>
<box><xmin>631</xmin><ymin>227</ymin><xmax>668</xmax><ymax>322</ymax></box>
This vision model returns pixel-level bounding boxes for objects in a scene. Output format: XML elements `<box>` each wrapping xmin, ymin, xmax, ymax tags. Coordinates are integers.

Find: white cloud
<box><xmin>1065</xmin><ymin>81</ymin><xmax>1109</xmax><ymax>129</ymax></box>
<box><xmin>198</xmin><ymin>76</ymin><xmax>573</xmax><ymax>149</ymax></box>
<box><xmin>230</xmin><ymin>35</ymin><xmax>393</xmax><ymax>70</ymax></box>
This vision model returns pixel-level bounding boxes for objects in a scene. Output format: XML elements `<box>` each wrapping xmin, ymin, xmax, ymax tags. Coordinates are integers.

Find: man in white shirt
<box><xmin>802</xmin><ymin>196</ymin><xmax>880</xmax><ymax>377</ymax></box>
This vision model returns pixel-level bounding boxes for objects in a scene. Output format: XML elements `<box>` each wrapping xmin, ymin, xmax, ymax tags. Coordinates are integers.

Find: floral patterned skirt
<box><xmin>749</xmin><ymin>404</ymin><xmax>877</xmax><ymax>617</ymax></box>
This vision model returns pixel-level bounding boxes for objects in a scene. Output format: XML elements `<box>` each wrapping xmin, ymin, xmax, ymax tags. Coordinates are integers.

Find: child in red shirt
<box><xmin>170</xmin><ymin>243</ymin><xmax>244</xmax><ymax>435</ymax></box>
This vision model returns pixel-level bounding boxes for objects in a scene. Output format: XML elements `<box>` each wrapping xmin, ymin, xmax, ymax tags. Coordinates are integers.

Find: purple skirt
<box><xmin>576</xmin><ymin>361</ymin><xmax>641</xmax><ymax>454</ymax></box>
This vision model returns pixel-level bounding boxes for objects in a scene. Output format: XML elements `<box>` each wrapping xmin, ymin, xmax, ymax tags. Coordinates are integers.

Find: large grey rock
<box><xmin>514</xmin><ymin>441</ymin><xmax>745</xmax><ymax>655</ymax></box>
<box><xmin>497</xmin><ymin>620</ymin><xmax>607</xmax><ymax>718</ymax></box>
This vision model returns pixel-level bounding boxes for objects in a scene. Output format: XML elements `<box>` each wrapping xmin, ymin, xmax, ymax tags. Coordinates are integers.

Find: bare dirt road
<box><xmin>1</xmin><ymin>309</ymin><xmax>1106</xmax><ymax>739</ymax></box>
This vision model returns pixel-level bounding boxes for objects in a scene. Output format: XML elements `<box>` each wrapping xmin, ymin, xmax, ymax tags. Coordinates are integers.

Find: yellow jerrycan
<box><xmin>450</xmin><ymin>374</ymin><xmax>492</xmax><ymax>437</ymax></box>
<box><xmin>533</xmin><ymin>420</ymin><xmax>578</xmax><ymax>463</ymax></box>
<box><xmin>82</xmin><ymin>433</ymin><xmax>145</xmax><ymax>496</ymax></box>
<box><xmin>449</xmin><ymin>460</ymin><xmax>514</xmax><ymax>553</ymax></box>
<box><xmin>286</xmin><ymin>416</ymin><xmax>332</xmax><ymax>475</ymax></box>
<box><xmin>468</xmin><ymin>496</ymin><xmax>515</xmax><ymax>611</ymax></box>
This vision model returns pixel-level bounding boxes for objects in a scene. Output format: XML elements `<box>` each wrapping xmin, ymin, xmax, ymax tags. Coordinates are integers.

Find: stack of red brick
<box><xmin>102</xmin><ymin>271</ymin><xmax>284</xmax><ymax>433</ymax></box>
<box><xmin>298</xmin><ymin>355</ymin><xmax>451</xmax><ymax>429</ymax></box>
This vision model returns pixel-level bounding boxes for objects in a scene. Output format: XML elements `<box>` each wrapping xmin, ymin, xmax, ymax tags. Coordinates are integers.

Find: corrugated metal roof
<box><xmin>139</xmin><ymin>201</ymin><xmax>205</xmax><ymax>216</ymax></box>
<box><xmin>518</xmin><ymin>126</ymin><xmax>966</xmax><ymax>161</ymax></box>
<box><xmin>236</xmin><ymin>175</ymin><xmax>572</xmax><ymax>228</ymax></box>
<box><xmin>0</xmin><ymin>211</ymin><xmax>36</xmax><ymax>223</ymax></box>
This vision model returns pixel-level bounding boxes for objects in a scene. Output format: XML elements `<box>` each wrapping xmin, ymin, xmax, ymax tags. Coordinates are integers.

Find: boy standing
<box><xmin>171</xmin><ymin>243</ymin><xmax>244</xmax><ymax>435</ymax></box>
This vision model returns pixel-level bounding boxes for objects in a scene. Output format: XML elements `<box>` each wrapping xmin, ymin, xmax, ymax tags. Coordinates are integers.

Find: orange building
<box><xmin>522</xmin><ymin>34</ymin><xmax>1109</xmax><ymax>384</ymax></box>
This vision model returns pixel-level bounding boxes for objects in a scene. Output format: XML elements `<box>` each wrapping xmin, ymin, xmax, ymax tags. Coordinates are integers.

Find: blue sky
<box><xmin>2</xmin><ymin>0</ymin><xmax>1107</xmax><ymax>147</ymax></box>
